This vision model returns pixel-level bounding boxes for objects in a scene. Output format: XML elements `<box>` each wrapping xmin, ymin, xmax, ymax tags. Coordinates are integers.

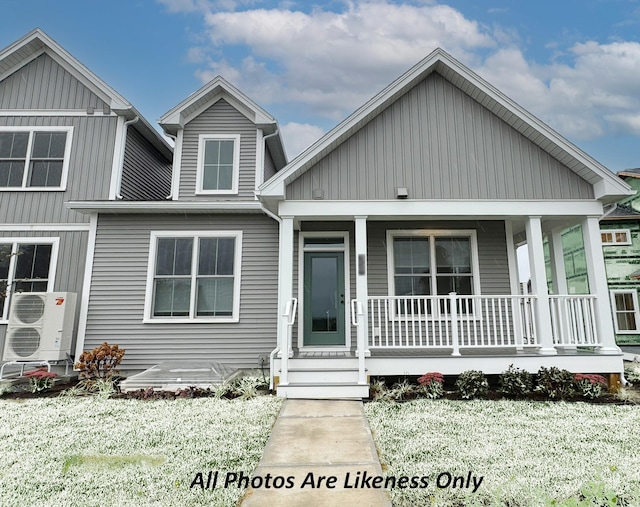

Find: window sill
<box><xmin>143</xmin><ymin>317</ymin><xmax>239</xmax><ymax>324</ymax></box>
<box><xmin>0</xmin><ymin>187</ymin><xmax>66</xmax><ymax>192</ymax></box>
<box><xmin>614</xmin><ymin>329</ymin><xmax>640</xmax><ymax>334</ymax></box>
<box><xmin>195</xmin><ymin>190</ymin><xmax>238</xmax><ymax>196</ymax></box>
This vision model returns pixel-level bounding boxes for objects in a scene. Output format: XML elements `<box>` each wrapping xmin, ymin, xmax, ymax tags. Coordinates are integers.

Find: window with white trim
<box><xmin>196</xmin><ymin>134</ymin><xmax>240</xmax><ymax>194</ymax></box>
<box><xmin>0</xmin><ymin>127</ymin><xmax>73</xmax><ymax>189</ymax></box>
<box><xmin>388</xmin><ymin>231</ymin><xmax>479</xmax><ymax>315</ymax></box>
<box><xmin>601</xmin><ymin>229</ymin><xmax>631</xmax><ymax>246</ymax></box>
<box><xmin>610</xmin><ymin>290</ymin><xmax>640</xmax><ymax>333</ymax></box>
<box><xmin>0</xmin><ymin>241</ymin><xmax>56</xmax><ymax>321</ymax></box>
<box><xmin>146</xmin><ymin>232</ymin><xmax>242</xmax><ymax>322</ymax></box>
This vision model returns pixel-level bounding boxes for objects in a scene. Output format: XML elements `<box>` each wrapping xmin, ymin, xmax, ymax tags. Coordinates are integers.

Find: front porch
<box><xmin>271</xmin><ymin>211</ymin><xmax>623</xmax><ymax>399</ymax></box>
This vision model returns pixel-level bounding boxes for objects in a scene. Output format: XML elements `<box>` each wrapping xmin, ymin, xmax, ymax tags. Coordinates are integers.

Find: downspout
<box><xmin>260</xmin><ymin>128</ymin><xmax>282</xmax><ymax>391</ymax></box>
<box><xmin>165</xmin><ymin>133</ymin><xmax>177</xmax><ymax>199</ymax></box>
<box><xmin>115</xmin><ymin>116</ymin><xmax>139</xmax><ymax>199</ymax></box>
<box><xmin>262</xmin><ymin>202</ymin><xmax>282</xmax><ymax>391</ymax></box>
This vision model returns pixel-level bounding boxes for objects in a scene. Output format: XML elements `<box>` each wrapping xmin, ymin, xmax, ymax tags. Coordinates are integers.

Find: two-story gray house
<box><xmin>1</xmin><ymin>29</ymin><xmax>633</xmax><ymax>398</ymax></box>
<box><xmin>0</xmin><ymin>29</ymin><xmax>172</xmax><ymax>368</ymax></box>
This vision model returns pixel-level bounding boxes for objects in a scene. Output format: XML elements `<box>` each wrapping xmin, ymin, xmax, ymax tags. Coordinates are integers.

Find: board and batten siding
<box><xmin>287</xmin><ymin>73</ymin><xmax>594</xmax><ymax>201</ymax></box>
<box><xmin>120</xmin><ymin>126</ymin><xmax>172</xmax><ymax>200</ymax></box>
<box><xmin>179</xmin><ymin>99</ymin><xmax>258</xmax><ymax>200</ymax></box>
<box><xmin>0</xmin><ymin>230</ymin><xmax>88</xmax><ymax>356</ymax></box>
<box><xmin>0</xmin><ymin>115</ymin><xmax>117</xmax><ymax>222</ymax></box>
<box><xmin>0</xmin><ymin>53</ymin><xmax>107</xmax><ymax>110</ymax></box>
<box><xmin>84</xmin><ymin>214</ymin><xmax>279</xmax><ymax>371</ymax></box>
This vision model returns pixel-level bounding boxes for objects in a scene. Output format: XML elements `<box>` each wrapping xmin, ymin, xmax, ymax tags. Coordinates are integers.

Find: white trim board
<box><xmin>277</xmin><ymin>200</ymin><xmax>604</xmax><ymax>218</ymax></box>
<box><xmin>74</xmin><ymin>213</ymin><xmax>98</xmax><ymax>360</ymax></box>
<box><xmin>0</xmin><ymin>224</ymin><xmax>91</xmax><ymax>231</ymax></box>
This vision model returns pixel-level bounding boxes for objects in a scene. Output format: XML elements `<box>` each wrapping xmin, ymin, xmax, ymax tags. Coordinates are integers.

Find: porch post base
<box><xmin>596</xmin><ymin>346</ymin><xmax>622</xmax><ymax>355</ymax></box>
<box><xmin>537</xmin><ymin>347</ymin><xmax>558</xmax><ymax>356</ymax></box>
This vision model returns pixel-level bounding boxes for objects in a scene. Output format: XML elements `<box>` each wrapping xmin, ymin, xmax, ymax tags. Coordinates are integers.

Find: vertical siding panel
<box><xmin>286</xmin><ymin>74</ymin><xmax>594</xmax><ymax>200</ymax></box>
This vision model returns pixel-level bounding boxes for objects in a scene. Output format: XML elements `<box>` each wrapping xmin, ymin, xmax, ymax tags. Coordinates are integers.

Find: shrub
<box><xmin>75</xmin><ymin>342</ymin><xmax>125</xmax><ymax>382</ymax></box>
<box><xmin>498</xmin><ymin>364</ymin><xmax>533</xmax><ymax>398</ymax></box>
<box><xmin>535</xmin><ymin>367</ymin><xmax>576</xmax><ymax>400</ymax></box>
<box><xmin>389</xmin><ymin>379</ymin><xmax>417</xmax><ymax>401</ymax></box>
<box><xmin>625</xmin><ymin>364</ymin><xmax>640</xmax><ymax>385</ymax></box>
<box><xmin>575</xmin><ymin>373</ymin><xmax>608</xmax><ymax>399</ymax></box>
<box><xmin>232</xmin><ymin>376</ymin><xmax>268</xmax><ymax>399</ymax></box>
<box><xmin>24</xmin><ymin>368</ymin><xmax>57</xmax><ymax>393</ymax></box>
<box><xmin>455</xmin><ymin>370</ymin><xmax>489</xmax><ymax>399</ymax></box>
<box><xmin>417</xmin><ymin>372</ymin><xmax>444</xmax><ymax>399</ymax></box>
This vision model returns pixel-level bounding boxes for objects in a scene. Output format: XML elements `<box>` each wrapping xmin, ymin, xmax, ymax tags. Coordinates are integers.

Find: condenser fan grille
<box><xmin>9</xmin><ymin>327</ymin><xmax>41</xmax><ymax>358</ymax></box>
<box><xmin>13</xmin><ymin>295</ymin><xmax>46</xmax><ymax>324</ymax></box>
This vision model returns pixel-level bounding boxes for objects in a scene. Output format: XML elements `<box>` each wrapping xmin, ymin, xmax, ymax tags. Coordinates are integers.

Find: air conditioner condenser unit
<box><xmin>2</xmin><ymin>292</ymin><xmax>77</xmax><ymax>362</ymax></box>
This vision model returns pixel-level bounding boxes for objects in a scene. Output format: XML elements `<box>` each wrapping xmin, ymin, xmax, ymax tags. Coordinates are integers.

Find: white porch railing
<box><xmin>366</xmin><ymin>294</ymin><xmax>539</xmax><ymax>353</ymax></box>
<box><xmin>549</xmin><ymin>295</ymin><xmax>599</xmax><ymax>346</ymax></box>
<box><xmin>272</xmin><ymin>297</ymin><xmax>297</xmax><ymax>387</ymax></box>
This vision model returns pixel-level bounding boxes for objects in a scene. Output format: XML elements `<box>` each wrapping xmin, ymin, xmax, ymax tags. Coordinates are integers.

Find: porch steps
<box><xmin>275</xmin><ymin>356</ymin><xmax>369</xmax><ymax>399</ymax></box>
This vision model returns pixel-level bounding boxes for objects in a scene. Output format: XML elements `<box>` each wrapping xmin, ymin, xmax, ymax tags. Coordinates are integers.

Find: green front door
<box><xmin>303</xmin><ymin>251</ymin><xmax>345</xmax><ymax>346</ymax></box>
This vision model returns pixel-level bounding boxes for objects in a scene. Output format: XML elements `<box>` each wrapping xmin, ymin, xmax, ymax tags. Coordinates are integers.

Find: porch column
<box><xmin>548</xmin><ymin>228</ymin><xmax>568</xmax><ymax>295</ymax></box>
<box><xmin>278</xmin><ymin>216</ymin><xmax>295</xmax><ymax>384</ymax></box>
<box><xmin>581</xmin><ymin>216</ymin><xmax>619</xmax><ymax>354</ymax></box>
<box><xmin>505</xmin><ymin>220</ymin><xmax>524</xmax><ymax>349</ymax></box>
<box><xmin>526</xmin><ymin>216</ymin><xmax>556</xmax><ymax>354</ymax></box>
<box><xmin>354</xmin><ymin>217</ymin><xmax>369</xmax><ymax>384</ymax></box>
<box><xmin>548</xmin><ymin>227</ymin><xmax>571</xmax><ymax>349</ymax></box>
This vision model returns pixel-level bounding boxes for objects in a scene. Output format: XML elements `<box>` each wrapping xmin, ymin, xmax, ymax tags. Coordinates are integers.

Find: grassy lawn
<box><xmin>0</xmin><ymin>396</ymin><xmax>283</xmax><ymax>507</ymax></box>
<box><xmin>365</xmin><ymin>399</ymin><xmax>640</xmax><ymax>506</ymax></box>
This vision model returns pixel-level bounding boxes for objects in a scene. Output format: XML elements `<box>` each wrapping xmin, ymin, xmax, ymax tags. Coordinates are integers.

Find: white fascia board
<box><xmin>66</xmin><ymin>200</ymin><xmax>265</xmax><ymax>213</ymax></box>
<box><xmin>277</xmin><ymin>200</ymin><xmax>604</xmax><ymax>219</ymax></box>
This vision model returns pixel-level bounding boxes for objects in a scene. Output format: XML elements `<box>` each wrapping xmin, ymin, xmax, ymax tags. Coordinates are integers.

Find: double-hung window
<box><xmin>0</xmin><ymin>240</ymin><xmax>57</xmax><ymax>321</ymax></box>
<box><xmin>610</xmin><ymin>290</ymin><xmax>640</xmax><ymax>333</ymax></box>
<box><xmin>388</xmin><ymin>230</ymin><xmax>479</xmax><ymax>315</ymax></box>
<box><xmin>145</xmin><ymin>232</ymin><xmax>242</xmax><ymax>322</ymax></box>
<box><xmin>196</xmin><ymin>134</ymin><xmax>240</xmax><ymax>194</ymax></box>
<box><xmin>0</xmin><ymin>127</ymin><xmax>73</xmax><ymax>190</ymax></box>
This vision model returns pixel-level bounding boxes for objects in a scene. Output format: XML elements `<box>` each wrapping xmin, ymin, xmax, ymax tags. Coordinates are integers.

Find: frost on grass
<box><xmin>0</xmin><ymin>396</ymin><xmax>282</xmax><ymax>507</ymax></box>
<box><xmin>365</xmin><ymin>399</ymin><xmax>640</xmax><ymax>506</ymax></box>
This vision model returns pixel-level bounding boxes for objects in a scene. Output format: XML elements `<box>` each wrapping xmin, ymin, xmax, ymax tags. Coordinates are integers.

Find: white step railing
<box><xmin>273</xmin><ymin>298</ymin><xmax>297</xmax><ymax>387</ymax></box>
<box><xmin>549</xmin><ymin>295</ymin><xmax>599</xmax><ymax>346</ymax></box>
<box><xmin>366</xmin><ymin>294</ymin><xmax>538</xmax><ymax>353</ymax></box>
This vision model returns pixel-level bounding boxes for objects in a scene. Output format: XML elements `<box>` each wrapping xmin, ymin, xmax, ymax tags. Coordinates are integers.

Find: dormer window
<box><xmin>196</xmin><ymin>134</ymin><xmax>240</xmax><ymax>194</ymax></box>
<box><xmin>0</xmin><ymin>127</ymin><xmax>73</xmax><ymax>190</ymax></box>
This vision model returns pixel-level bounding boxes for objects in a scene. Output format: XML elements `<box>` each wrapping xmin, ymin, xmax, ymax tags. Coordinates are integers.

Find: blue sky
<box><xmin>1</xmin><ymin>0</ymin><xmax>639</xmax><ymax>169</ymax></box>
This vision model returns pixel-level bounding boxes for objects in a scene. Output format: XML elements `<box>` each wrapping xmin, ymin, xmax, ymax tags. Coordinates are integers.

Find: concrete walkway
<box><xmin>241</xmin><ymin>399</ymin><xmax>391</xmax><ymax>506</ymax></box>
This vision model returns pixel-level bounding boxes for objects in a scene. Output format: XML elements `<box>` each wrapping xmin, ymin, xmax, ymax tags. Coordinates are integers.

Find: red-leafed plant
<box><xmin>575</xmin><ymin>373</ymin><xmax>608</xmax><ymax>399</ymax></box>
<box><xmin>25</xmin><ymin>368</ymin><xmax>58</xmax><ymax>393</ymax></box>
<box><xmin>417</xmin><ymin>372</ymin><xmax>444</xmax><ymax>399</ymax></box>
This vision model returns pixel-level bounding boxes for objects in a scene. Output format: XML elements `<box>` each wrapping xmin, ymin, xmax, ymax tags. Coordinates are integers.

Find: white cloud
<box><xmin>162</xmin><ymin>0</ymin><xmax>640</xmax><ymax>149</ymax></box>
<box><xmin>280</xmin><ymin>122</ymin><xmax>325</xmax><ymax>159</ymax></box>
<box><xmin>196</xmin><ymin>2</ymin><xmax>495</xmax><ymax>119</ymax></box>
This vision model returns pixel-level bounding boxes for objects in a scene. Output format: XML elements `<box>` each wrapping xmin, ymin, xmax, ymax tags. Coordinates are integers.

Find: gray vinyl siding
<box><xmin>288</xmin><ymin>220</ymin><xmax>508</xmax><ymax>347</ymax></box>
<box><xmin>0</xmin><ymin>230</ymin><xmax>88</xmax><ymax>357</ymax></box>
<box><xmin>0</xmin><ymin>53</ymin><xmax>107</xmax><ymax>110</ymax></box>
<box><xmin>0</xmin><ymin>115</ymin><xmax>117</xmax><ymax>222</ymax></box>
<box><xmin>120</xmin><ymin>126</ymin><xmax>172</xmax><ymax>200</ymax></box>
<box><xmin>367</xmin><ymin>220</ymin><xmax>510</xmax><ymax>296</ymax></box>
<box><xmin>287</xmin><ymin>73</ymin><xmax>594</xmax><ymax>201</ymax></box>
<box><xmin>179</xmin><ymin>99</ymin><xmax>257</xmax><ymax>200</ymax></box>
<box><xmin>263</xmin><ymin>145</ymin><xmax>277</xmax><ymax>182</ymax></box>
<box><xmin>84</xmin><ymin>213</ymin><xmax>279</xmax><ymax>371</ymax></box>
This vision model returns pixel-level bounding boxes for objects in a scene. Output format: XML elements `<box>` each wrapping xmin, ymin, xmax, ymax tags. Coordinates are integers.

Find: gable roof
<box><xmin>159</xmin><ymin>75</ymin><xmax>286</xmax><ymax>168</ymax></box>
<box><xmin>0</xmin><ymin>28</ymin><xmax>172</xmax><ymax>160</ymax></box>
<box><xmin>259</xmin><ymin>48</ymin><xmax>632</xmax><ymax>203</ymax></box>
<box><xmin>618</xmin><ymin>168</ymin><xmax>640</xmax><ymax>179</ymax></box>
